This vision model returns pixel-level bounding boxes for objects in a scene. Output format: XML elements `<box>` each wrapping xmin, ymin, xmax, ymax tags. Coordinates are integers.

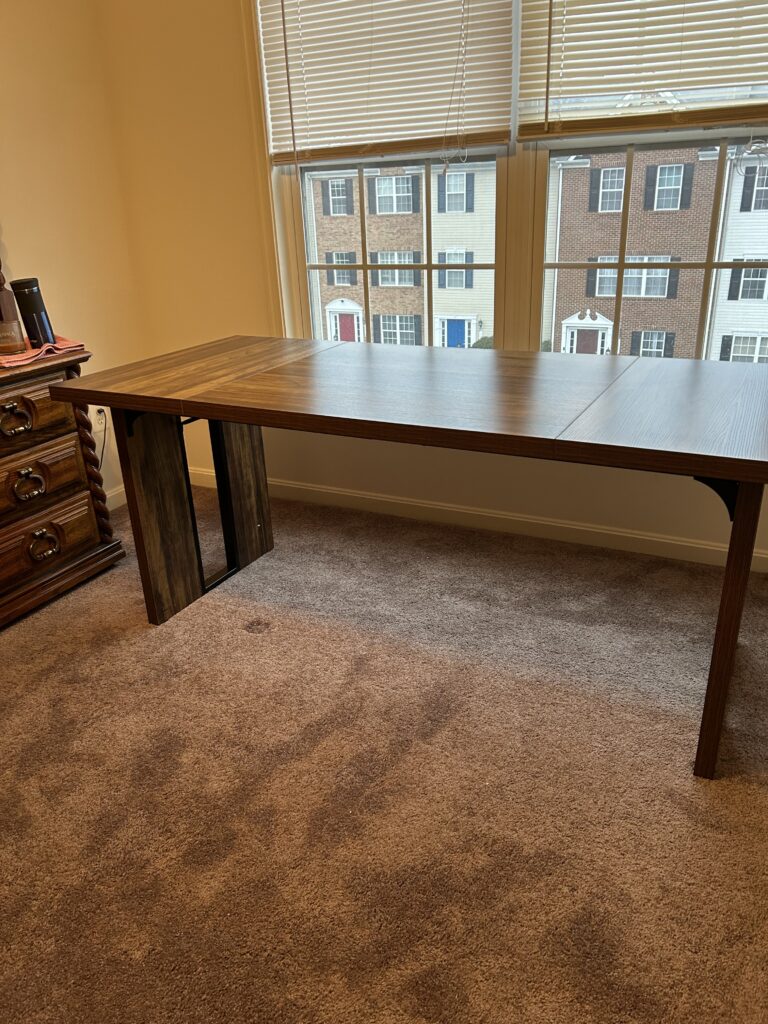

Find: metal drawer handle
<box><xmin>0</xmin><ymin>401</ymin><xmax>32</xmax><ymax>437</ymax></box>
<box><xmin>27</xmin><ymin>528</ymin><xmax>60</xmax><ymax>562</ymax></box>
<box><xmin>13</xmin><ymin>467</ymin><xmax>46</xmax><ymax>502</ymax></box>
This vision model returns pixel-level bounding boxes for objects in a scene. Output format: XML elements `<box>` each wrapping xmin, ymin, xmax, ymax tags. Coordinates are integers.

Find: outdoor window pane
<box><xmin>432</xmin><ymin>270</ymin><xmax>494</xmax><ymax>348</ymax></box>
<box><xmin>541</xmin><ymin>269</ymin><xmax>616</xmax><ymax>354</ymax></box>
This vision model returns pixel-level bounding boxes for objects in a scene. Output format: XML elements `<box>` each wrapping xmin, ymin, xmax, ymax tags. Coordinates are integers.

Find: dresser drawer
<box><xmin>0</xmin><ymin>492</ymin><xmax>99</xmax><ymax>593</ymax></box>
<box><xmin>0</xmin><ymin>371</ymin><xmax>77</xmax><ymax>456</ymax></box>
<box><xmin>0</xmin><ymin>433</ymin><xmax>87</xmax><ymax>521</ymax></box>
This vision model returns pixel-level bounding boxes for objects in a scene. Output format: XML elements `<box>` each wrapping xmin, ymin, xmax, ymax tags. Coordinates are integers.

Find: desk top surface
<box><xmin>49</xmin><ymin>335</ymin><xmax>768</xmax><ymax>482</ymax></box>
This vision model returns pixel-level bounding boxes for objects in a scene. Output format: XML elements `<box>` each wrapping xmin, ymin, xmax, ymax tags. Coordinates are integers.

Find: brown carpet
<box><xmin>2</xmin><ymin>488</ymin><xmax>768</xmax><ymax>1023</ymax></box>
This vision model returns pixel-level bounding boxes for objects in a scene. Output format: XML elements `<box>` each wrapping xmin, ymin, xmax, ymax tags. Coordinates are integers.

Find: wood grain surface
<box><xmin>50</xmin><ymin>336</ymin><xmax>768</xmax><ymax>482</ymax></box>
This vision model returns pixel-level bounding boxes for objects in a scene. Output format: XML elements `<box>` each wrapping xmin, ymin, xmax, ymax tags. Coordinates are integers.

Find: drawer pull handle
<box><xmin>13</xmin><ymin>468</ymin><xmax>46</xmax><ymax>502</ymax></box>
<box><xmin>28</xmin><ymin>528</ymin><xmax>60</xmax><ymax>562</ymax></box>
<box><xmin>0</xmin><ymin>402</ymin><xmax>33</xmax><ymax>437</ymax></box>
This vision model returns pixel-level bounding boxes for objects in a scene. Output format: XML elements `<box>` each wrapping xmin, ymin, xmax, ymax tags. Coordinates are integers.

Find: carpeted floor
<box><xmin>2</xmin><ymin>489</ymin><xmax>768</xmax><ymax>1023</ymax></box>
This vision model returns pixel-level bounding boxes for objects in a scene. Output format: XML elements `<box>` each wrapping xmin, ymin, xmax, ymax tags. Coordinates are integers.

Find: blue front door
<box><xmin>446</xmin><ymin>319</ymin><xmax>466</xmax><ymax>348</ymax></box>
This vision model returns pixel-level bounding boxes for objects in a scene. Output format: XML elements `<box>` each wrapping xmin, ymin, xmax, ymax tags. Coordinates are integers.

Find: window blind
<box><xmin>256</xmin><ymin>0</ymin><xmax>517</xmax><ymax>162</ymax></box>
<box><xmin>519</xmin><ymin>0</ymin><xmax>768</xmax><ymax>139</ymax></box>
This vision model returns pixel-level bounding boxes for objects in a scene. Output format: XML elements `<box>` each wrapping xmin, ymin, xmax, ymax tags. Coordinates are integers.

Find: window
<box><xmin>599</xmin><ymin>168</ymin><xmax>625</xmax><ymax>212</ymax></box>
<box><xmin>301</xmin><ymin>158</ymin><xmax>494</xmax><ymax>347</ymax></box>
<box><xmin>445</xmin><ymin>249</ymin><xmax>466</xmax><ymax>288</ymax></box>
<box><xmin>655</xmin><ymin>164</ymin><xmax>684</xmax><ymax>210</ymax></box>
<box><xmin>595</xmin><ymin>256</ymin><xmax>671</xmax><ymax>298</ymax></box>
<box><xmin>640</xmin><ymin>331</ymin><xmax>666</xmax><ymax>357</ymax></box>
<box><xmin>376</xmin><ymin>175</ymin><xmax>413</xmax><ymax>214</ymax></box>
<box><xmin>331</xmin><ymin>251</ymin><xmax>354</xmax><ymax>286</ymax></box>
<box><xmin>544</xmin><ymin>141</ymin><xmax>768</xmax><ymax>361</ymax></box>
<box><xmin>379</xmin><ymin>314</ymin><xmax>417</xmax><ymax>346</ymax></box>
<box><xmin>740</xmin><ymin>266</ymin><xmax>767</xmax><ymax>300</ymax></box>
<box><xmin>446</xmin><ymin>172</ymin><xmax>467</xmax><ymax>212</ymax></box>
<box><xmin>378</xmin><ymin>251</ymin><xmax>415</xmax><ymax>287</ymax></box>
<box><xmin>754</xmin><ymin>167</ymin><xmax>768</xmax><ymax>211</ymax></box>
<box><xmin>329</xmin><ymin>178</ymin><xmax>350</xmax><ymax>216</ymax></box>
<box><xmin>730</xmin><ymin>334</ymin><xmax>768</xmax><ymax>362</ymax></box>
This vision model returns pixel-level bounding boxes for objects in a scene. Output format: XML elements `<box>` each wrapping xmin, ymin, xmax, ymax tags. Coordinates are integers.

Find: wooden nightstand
<box><xmin>0</xmin><ymin>350</ymin><xmax>124</xmax><ymax>627</ymax></box>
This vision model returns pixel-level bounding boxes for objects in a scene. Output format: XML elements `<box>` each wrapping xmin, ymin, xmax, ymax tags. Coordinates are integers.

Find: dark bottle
<box><xmin>10</xmin><ymin>278</ymin><xmax>56</xmax><ymax>348</ymax></box>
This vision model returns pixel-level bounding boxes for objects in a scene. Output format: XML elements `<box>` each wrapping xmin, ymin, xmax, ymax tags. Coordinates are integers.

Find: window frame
<box><xmin>640</xmin><ymin>330</ymin><xmax>666</xmax><ymax>357</ymax></box>
<box><xmin>378</xmin><ymin>250</ymin><xmax>415</xmax><ymax>287</ymax></box>
<box><xmin>739</xmin><ymin>264</ymin><xmax>768</xmax><ymax>300</ymax></box>
<box><xmin>289</xmin><ymin>155</ymin><xmax>496</xmax><ymax>348</ymax></box>
<box><xmin>445</xmin><ymin>172</ymin><xmax>467</xmax><ymax>213</ymax></box>
<box><xmin>380</xmin><ymin>313</ymin><xmax>417</xmax><ymax>346</ymax></box>
<box><xmin>329</xmin><ymin>177</ymin><xmax>349</xmax><ymax>216</ymax></box>
<box><xmin>376</xmin><ymin>174</ymin><xmax>413</xmax><ymax>215</ymax></box>
<box><xmin>597</xmin><ymin>255</ymin><xmax>670</xmax><ymax>298</ymax></box>
<box><xmin>753</xmin><ymin>167</ymin><xmax>768</xmax><ymax>211</ymax></box>
<box><xmin>598</xmin><ymin>167</ymin><xmax>625</xmax><ymax>212</ymax></box>
<box><xmin>331</xmin><ymin>250</ymin><xmax>354</xmax><ymax>286</ymax></box>
<box><xmin>730</xmin><ymin>333</ymin><xmax>768</xmax><ymax>362</ymax></box>
<box><xmin>445</xmin><ymin>248</ymin><xmax>467</xmax><ymax>289</ymax></box>
<box><xmin>654</xmin><ymin>163</ymin><xmax>684</xmax><ymax>211</ymax></box>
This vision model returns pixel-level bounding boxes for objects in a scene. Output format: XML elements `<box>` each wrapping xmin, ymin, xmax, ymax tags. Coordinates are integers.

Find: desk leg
<box><xmin>113</xmin><ymin>409</ymin><xmax>205</xmax><ymax>624</ymax></box>
<box><xmin>209</xmin><ymin>420</ymin><xmax>273</xmax><ymax>568</ymax></box>
<box><xmin>694</xmin><ymin>480</ymin><xmax>763</xmax><ymax>778</ymax></box>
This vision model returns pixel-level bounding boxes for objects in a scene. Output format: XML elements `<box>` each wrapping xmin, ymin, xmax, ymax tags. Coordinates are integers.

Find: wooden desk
<box><xmin>51</xmin><ymin>337</ymin><xmax>768</xmax><ymax>778</ymax></box>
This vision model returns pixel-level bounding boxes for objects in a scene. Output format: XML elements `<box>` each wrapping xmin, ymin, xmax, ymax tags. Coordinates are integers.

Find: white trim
<box><xmin>598</xmin><ymin>166</ymin><xmax>624</xmax><ymax>212</ymax></box>
<box><xmin>654</xmin><ymin>163</ymin><xmax>683</xmax><ymax>211</ymax></box>
<box><xmin>185</xmin><ymin>467</ymin><xmax>768</xmax><ymax>572</ymax></box>
<box><xmin>106</xmin><ymin>482</ymin><xmax>127</xmax><ymax>509</ymax></box>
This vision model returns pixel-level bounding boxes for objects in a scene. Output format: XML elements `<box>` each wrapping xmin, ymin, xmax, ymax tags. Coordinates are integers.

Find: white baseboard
<box><xmin>107</xmin><ymin>483</ymin><xmax>127</xmax><ymax>508</ymax></box>
<box><xmin>185</xmin><ymin>466</ymin><xmax>768</xmax><ymax>572</ymax></box>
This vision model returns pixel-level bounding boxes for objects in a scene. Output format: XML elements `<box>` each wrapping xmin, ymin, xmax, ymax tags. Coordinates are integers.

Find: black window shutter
<box><xmin>667</xmin><ymin>257</ymin><xmax>681</xmax><ymax>299</ymax></box>
<box><xmin>325</xmin><ymin>252</ymin><xmax>334</xmax><ymax>285</ymax></box>
<box><xmin>630</xmin><ymin>331</ymin><xmax>641</xmax><ymax>356</ymax></box>
<box><xmin>663</xmin><ymin>332</ymin><xmax>675</xmax><ymax>358</ymax></box>
<box><xmin>465</xmin><ymin>251</ymin><xmax>474</xmax><ymax>289</ymax></box>
<box><xmin>586</xmin><ymin>256</ymin><xmax>598</xmax><ymax>297</ymax></box>
<box><xmin>369</xmin><ymin>250</ymin><xmax>379</xmax><ymax>287</ymax></box>
<box><xmin>728</xmin><ymin>264</ymin><xmax>743</xmax><ymax>300</ymax></box>
<box><xmin>348</xmin><ymin>252</ymin><xmax>357</xmax><ymax>286</ymax></box>
<box><xmin>466</xmin><ymin>173</ymin><xmax>475</xmax><ymax>212</ymax></box>
<box><xmin>680</xmin><ymin>164</ymin><xmax>694</xmax><ymax>209</ymax></box>
<box><xmin>412</xmin><ymin>250</ymin><xmax>422</xmax><ymax>286</ymax></box>
<box><xmin>411</xmin><ymin>175</ymin><xmax>420</xmax><ymax>213</ymax></box>
<box><xmin>437</xmin><ymin>174</ymin><xmax>446</xmax><ymax>213</ymax></box>
<box><xmin>588</xmin><ymin>169</ymin><xmax>600</xmax><ymax>212</ymax></box>
<box><xmin>438</xmin><ymin>251</ymin><xmax>446</xmax><ymax>288</ymax></box>
<box><xmin>344</xmin><ymin>178</ymin><xmax>354</xmax><ymax>215</ymax></box>
<box><xmin>373</xmin><ymin>314</ymin><xmax>381</xmax><ymax>344</ymax></box>
<box><xmin>720</xmin><ymin>334</ymin><xmax>733</xmax><ymax>361</ymax></box>
<box><xmin>644</xmin><ymin>165</ymin><xmax>658</xmax><ymax>209</ymax></box>
<box><xmin>321</xmin><ymin>180</ymin><xmax>331</xmax><ymax>215</ymax></box>
<box><xmin>367</xmin><ymin>177</ymin><xmax>377</xmax><ymax>214</ymax></box>
<box><xmin>414</xmin><ymin>315</ymin><xmax>423</xmax><ymax>345</ymax></box>
<box><xmin>741</xmin><ymin>167</ymin><xmax>757</xmax><ymax>211</ymax></box>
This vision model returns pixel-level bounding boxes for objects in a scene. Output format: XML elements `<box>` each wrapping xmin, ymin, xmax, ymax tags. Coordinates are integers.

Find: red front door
<box><xmin>337</xmin><ymin>313</ymin><xmax>356</xmax><ymax>342</ymax></box>
<box><xmin>575</xmin><ymin>329</ymin><xmax>598</xmax><ymax>354</ymax></box>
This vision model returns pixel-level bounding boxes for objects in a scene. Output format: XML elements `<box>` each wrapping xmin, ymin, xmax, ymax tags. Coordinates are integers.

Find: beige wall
<box><xmin>3</xmin><ymin>0</ymin><xmax>766</xmax><ymax>568</ymax></box>
<box><xmin>0</xmin><ymin>0</ymin><xmax>145</xmax><ymax>492</ymax></box>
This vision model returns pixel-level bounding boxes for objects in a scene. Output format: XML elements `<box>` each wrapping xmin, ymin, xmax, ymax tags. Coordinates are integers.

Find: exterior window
<box><xmin>445</xmin><ymin>249</ymin><xmax>466</xmax><ymax>288</ymax></box>
<box><xmin>640</xmin><ymin>330</ymin><xmax>666</xmax><ymax>357</ymax></box>
<box><xmin>329</xmin><ymin>178</ymin><xmax>349</xmax><ymax>215</ymax></box>
<box><xmin>379</xmin><ymin>251</ymin><xmax>415</xmax><ymax>286</ymax></box>
<box><xmin>332</xmin><ymin>251</ymin><xmax>354</xmax><ymax>285</ymax></box>
<box><xmin>380</xmin><ymin>314</ymin><xmax>416</xmax><ymax>345</ymax></box>
<box><xmin>655</xmin><ymin>164</ymin><xmax>684</xmax><ymax>210</ymax></box>
<box><xmin>376</xmin><ymin>175</ymin><xmax>412</xmax><ymax>214</ymax></box>
<box><xmin>597</xmin><ymin>256</ymin><xmax>670</xmax><ymax>298</ymax></box>
<box><xmin>446</xmin><ymin>172</ymin><xmax>466</xmax><ymax>212</ymax></box>
<box><xmin>740</xmin><ymin>267</ymin><xmax>767</xmax><ymax>300</ymax></box>
<box><xmin>599</xmin><ymin>167</ymin><xmax>625</xmax><ymax>212</ymax></box>
<box><xmin>731</xmin><ymin>334</ymin><xmax>768</xmax><ymax>362</ymax></box>
<box><xmin>754</xmin><ymin>167</ymin><xmax>768</xmax><ymax>211</ymax></box>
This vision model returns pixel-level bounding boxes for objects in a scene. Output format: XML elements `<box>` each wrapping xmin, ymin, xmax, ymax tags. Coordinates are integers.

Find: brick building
<box><xmin>303</xmin><ymin>160</ymin><xmax>496</xmax><ymax>346</ymax></box>
<box><xmin>544</xmin><ymin>146</ymin><xmax>718</xmax><ymax>358</ymax></box>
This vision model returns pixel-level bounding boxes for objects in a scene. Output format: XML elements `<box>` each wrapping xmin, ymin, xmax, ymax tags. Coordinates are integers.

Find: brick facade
<box><xmin>551</xmin><ymin>147</ymin><xmax>717</xmax><ymax>358</ymax></box>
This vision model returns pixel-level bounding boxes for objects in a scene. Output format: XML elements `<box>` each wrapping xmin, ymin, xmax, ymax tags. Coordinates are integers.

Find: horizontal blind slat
<box><xmin>257</xmin><ymin>0</ymin><xmax>515</xmax><ymax>155</ymax></box>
